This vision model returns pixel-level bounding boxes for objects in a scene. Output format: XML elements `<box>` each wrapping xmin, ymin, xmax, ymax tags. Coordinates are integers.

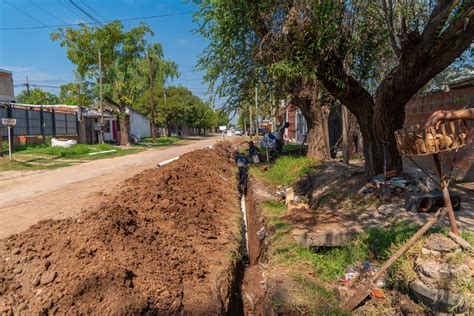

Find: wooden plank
<box><xmin>448</xmin><ymin>232</ymin><xmax>473</xmax><ymax>251</ymax></box>
<box><xmin>340</xmin><ymin>207</ymin><xmax>448</xmax><ymax>312</ymax></box>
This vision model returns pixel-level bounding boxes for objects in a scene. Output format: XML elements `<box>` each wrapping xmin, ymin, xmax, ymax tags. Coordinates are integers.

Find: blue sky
<box><xmin>0</xmin><ymin>0</ymin><xmax>224</xmax><ymax>107</ymax></box>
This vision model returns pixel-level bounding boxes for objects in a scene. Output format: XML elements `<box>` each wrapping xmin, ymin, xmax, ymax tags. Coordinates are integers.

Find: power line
<box><xmin>80</xmin><ymin>0</ymin><xmax>106</xmax><ymax>21</ymax></box>
<box><xmin>4</xmin><ymin>0</ymin><xmax>52</xmax><ymax>30</ymax></box>
<box><xmin>29</xmin><ymin>0</ymin><xmax>68</xmax><ymax>24</ymax></box>
<box><xmin>69</xmin><ymin>0</ymin><xmax>102</xmax><ymax>24</ymax></box>
<box><xmin>57</xmin><ymin>0</ymin><xmax>86</xmax><ymax>23</ymax></box>
<box><xmin>0</xmin><ymin>11</ymin><xmax>195</xmax><ymax>30</ymax></box>
<box><xmin>58</xmin><ymin>0</ymin><xmax>91</xmax><ymax>23</ymax></box>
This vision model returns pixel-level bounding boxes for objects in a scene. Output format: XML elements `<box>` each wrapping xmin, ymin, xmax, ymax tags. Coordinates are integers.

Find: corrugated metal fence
<box><xmin>0</xmin><ymin>103</ymin><xmax>78</xmax><ymax>137</ymax></box>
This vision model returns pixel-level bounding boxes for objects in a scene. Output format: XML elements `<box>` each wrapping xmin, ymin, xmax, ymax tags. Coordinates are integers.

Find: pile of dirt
<box><xmin>0</xmin><ymin>141</ymin><xmax>241</xmax><ymax>314</ymax></box>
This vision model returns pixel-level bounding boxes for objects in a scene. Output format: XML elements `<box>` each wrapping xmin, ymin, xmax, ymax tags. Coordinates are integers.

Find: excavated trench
<box><xmin>229</xmin><ymin>166</ymin><xmax>268</xmax><ymax>315</ymax></box>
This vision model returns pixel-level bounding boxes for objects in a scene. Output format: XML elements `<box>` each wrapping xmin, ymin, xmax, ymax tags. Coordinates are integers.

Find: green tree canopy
<box><xmin>194</xmin><ymin>0</ymin><xmax>474</xmax><ymax>178</ymax></box>
<box><xmin>52</xmin><ymin>21</ymin><xmax>152</xmax><ymax>144</ymax></box>
<box><xmin>59</xmin><ymin>81</ymin><xmax>95</xmax><ymax>106</ymax></box>
<box><xmin>137</xmin><ymin>85</ymin><xmax>222</xmax><ymax>135</ymax></box>
<box><xmin>16</xmin><ymin>88</ymin><xmax>59</xmax><ymax>105</ymax></box>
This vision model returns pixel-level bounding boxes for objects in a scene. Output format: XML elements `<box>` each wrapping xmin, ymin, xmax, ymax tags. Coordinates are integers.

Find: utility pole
<box><xmin>255</xmin><ymin>86</ymin><xmax>258</xmax><ymax>133</ymax></box>
<box><xmin>77</xmin><ymin>79</ymin><xmax>85</xmax><ymax>144</ymax></box>
<box><xmin>249</xmin><ymin>104</ymin><xmax>253</xmax><ymax>140</ymax></box>
<box><xmin>148</xmin><ymin>54</ymin><xmax>156</xmax><ymax>141</ymax></box>
<box><xmin>163</xmin><ymin>89</ymin><xmax>168</xmax><ymax>136</ymax></box>
<box><xmin>26</xmin><ymin>76</ymin><xmax>30</xmax><ymax>95</ymax></box>
<box><xmin>342</xmin><ymin>105</ymin><xmax>349</xmax><ymax>164</ymax></box>
<box><xmin>98</xmin><ymin>49</ymin><xmax>104</xmax><ymax>144</ymax></box>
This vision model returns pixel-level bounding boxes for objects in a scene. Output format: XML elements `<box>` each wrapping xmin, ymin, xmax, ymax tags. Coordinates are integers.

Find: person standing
<box><xmin>275</xmin><ymin>122</ymin><xmax>289</xmax><ymax>153</ymax></box>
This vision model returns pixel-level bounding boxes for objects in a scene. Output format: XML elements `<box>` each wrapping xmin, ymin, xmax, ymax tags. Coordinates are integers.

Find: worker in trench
<box><xmin>425</xmin><ymin>106</ymin><xmax>474</xmax><ymax>127</ymax></box>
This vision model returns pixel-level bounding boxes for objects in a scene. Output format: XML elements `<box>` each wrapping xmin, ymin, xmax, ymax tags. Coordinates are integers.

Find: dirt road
<box><xmin>0</xmin><ymin>136</ymin><xmax>225</xmax><ymax>239</ymax></box>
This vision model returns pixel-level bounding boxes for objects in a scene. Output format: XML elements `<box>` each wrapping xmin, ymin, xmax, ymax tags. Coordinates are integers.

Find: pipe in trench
<box><xmin>241</xmin><ymin>194</ymin><xmax>249</xmax><ymax>262</ymax></box>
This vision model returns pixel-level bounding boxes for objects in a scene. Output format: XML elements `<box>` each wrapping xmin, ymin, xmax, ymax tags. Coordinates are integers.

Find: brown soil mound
<box><xmin>0</xmin><ymin>141</ymin><xmax>241</xmax><ymax>314</ymax></box>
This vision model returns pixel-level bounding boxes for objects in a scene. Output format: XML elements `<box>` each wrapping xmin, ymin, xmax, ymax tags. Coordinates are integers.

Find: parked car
<box><xmin>258</xmin><ymin>128</ymin><xmax>267</xmax><ymax>136</ymax></box>
<box><xmin>235</xmin><ymin>129</ymin><xmax>243</xmax><ymax>136</ymax></box>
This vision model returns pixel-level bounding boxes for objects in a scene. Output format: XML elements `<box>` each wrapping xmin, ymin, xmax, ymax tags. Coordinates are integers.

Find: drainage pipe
<box><xmin>158</xmin><ymin>156</ymin><xmax>180</xmax><ymax>167</ymax></box>
<box><xmin>88</xmin><ymin>149</ymin><xmax>117</xmax><ymax>156</ymax></box>
<box><xmin>241</xmin><ymin>194</ymin><xmax>249</xmax><ymax>260</ymax></box>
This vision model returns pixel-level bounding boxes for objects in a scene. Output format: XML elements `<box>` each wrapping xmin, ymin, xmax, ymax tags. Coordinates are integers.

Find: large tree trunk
<box><xmin>346</xmin><ymin>111</ymin><xmax>360</xmax><ymax>157</ymax></box>
<box><xmin>289</xmin><ymin>78</ymin><xmax>332</xmax><ymax>160</ymax></box>
<box><xmin>119</xmin><ymin>114</ymin><xmax>130</xmax><ymax>146</ymax></box>
<box><xmin>316</xmin><ymin>62</ymin><xmax>385</xmax><ymax>180</ymax></box>
<box><xmin>304</xmin><ymin>103</ymin><xmax>331</xmax><ymax>160</ymax></box>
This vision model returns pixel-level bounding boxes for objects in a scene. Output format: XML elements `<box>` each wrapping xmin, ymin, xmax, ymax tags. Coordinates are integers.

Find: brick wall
<box><xmin>404</xmin><ymin>85</ymin><xmax>474</xmax><ymax>180</ymax></box>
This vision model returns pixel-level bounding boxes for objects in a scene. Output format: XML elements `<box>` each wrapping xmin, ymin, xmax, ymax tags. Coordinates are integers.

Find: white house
<box><xmin>83</xmin><ymin>107</ymin><xmax>151</xmax><ymax>143</ymax></box>
<box><xmin>127</xmin><ymin>107</ymin><xmax>151</xmax><ymax>140</ymax></box>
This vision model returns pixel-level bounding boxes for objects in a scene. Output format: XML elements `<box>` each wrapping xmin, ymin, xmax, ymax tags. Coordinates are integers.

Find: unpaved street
<box><xmin>0</xmin><ymin>137</ymin><xmax>224</xmax><ymax>239</ymax></box>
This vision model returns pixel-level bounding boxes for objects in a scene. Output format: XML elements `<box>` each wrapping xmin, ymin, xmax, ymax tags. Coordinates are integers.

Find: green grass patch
<box><xmin>0</xmin><ymin>142</ymin><xmax>141</xmax><ymax>172</ymax></box>
<box><xmin>461</xmin><ymin>230</ymin><xmax>474</xmax><ymax>245</ymax></box>
<box><xmin>14</xmin><ymin>143</ymin><xmax>121</xmax><ymax>158</ymax></box>
<box><xmin>289</xmin><ymin>273</ymin><xmax>346</xmax><ymax>315</ymax></box>
<box><xmin>0</xmin><ymin>158</ymin><xmax>72</xmax><ymax>171</ymax></box>
<box><xmin>136</xmin><ymin>136</ymin><xmax>184</xmax><ymax>147</ymax></box>
<box><xmin>252</xmin><ymin>156</ymin><xmax>317</xmax><ymax>186</ymax></box>
<box><xmin>262</xmin><ymin>200</ymin><xmax>430</xmax><ymax>283</ymax></box>
<box><xmin>282</xmin><ymin>144</ymin><xmax>306</xmax><ymax>154</ymax></box>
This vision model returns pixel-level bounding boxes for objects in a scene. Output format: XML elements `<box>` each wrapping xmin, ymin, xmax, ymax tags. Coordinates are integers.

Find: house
<box><xmin>278</xmin><ymin>101</ymin><xmax>342</xmax><ymax>149</ymax></box>
<box><xmin>127</xmin><ymin>107</ymin><xmax>151</xmax><ymax>140</ymax></box>
<box><xmin>0</xmin><ymin>69</ymin><xmax>15</xmax><ymax>102</ymax></box>
<box><xmin>83</xmin><ymin>106</ymin><xmax>152</xmax><ymax>143</ymax></box>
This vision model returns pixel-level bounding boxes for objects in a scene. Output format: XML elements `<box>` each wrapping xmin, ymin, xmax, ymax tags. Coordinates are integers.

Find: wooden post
<box><xmin>341</xmin><ymin>207</ymin><xmax>449</xmax><ymax>312</ymax></box>
<box><xmin>7</xmin><ymin>126</ymin><xmax>12</xmax><ymax>160</ymax></box>
<box><xmin>6</xmin><ymin>104</ymin><xmax>13</xmax><ymax>152</ymax></box>
<box><xmin>342</xmin><ymin>105</ymin><xmax>349</xmax><ymax>164</ymax></box>
<box><xmin>433</xmin><ymin>153</ymin><xmax>459</xmax><ymax>235</ymax></box>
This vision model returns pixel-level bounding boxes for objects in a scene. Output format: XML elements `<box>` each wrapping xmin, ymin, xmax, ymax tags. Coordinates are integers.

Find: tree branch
<box><xmin>317</xmin><ymin>52</ymin><xmax>375</xmax><ymax>117</ymax></box>
<box><xmin>382</xmin><ymin>0</ymin><xmax>401</xmax><ymax>56</ymax></box>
